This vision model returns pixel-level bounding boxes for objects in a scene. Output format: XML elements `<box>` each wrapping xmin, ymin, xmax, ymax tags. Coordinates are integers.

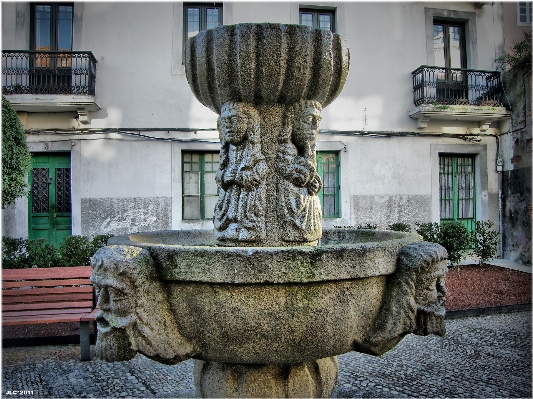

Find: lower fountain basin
<box><xmin>106</xmin><ymin>229</ymin><xmax>421</xmax><ymax>364</ymax></box>
<box><xmin>109</xmin><ymin>229</ymin><xmax>420</xmax><ymax>284</ymax></box>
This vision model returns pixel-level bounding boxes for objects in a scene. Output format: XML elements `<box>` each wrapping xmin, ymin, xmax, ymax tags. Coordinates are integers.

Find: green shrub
<box><xmin>25</xmin><ymin>238</ymin><xmax>59</xmax><ymax>268</ymax></box>
<box><xmin>2</xmin><ymin>234</ymin><xmax>114</xmax><ymax>268</ymax></box>
<box><xmin>471</xmin><ymin>220</ymin><xmax>500</xmax><ymax>265</ymax></box>
<box><xmin>2</xmin><ymin>237</ymin><xmax>58</xmax><ymax>268</ymax></box>
<box><xmin>356</xmin><ymin>223</ymin><xmax>378</xmax><ymax>230</ymax></box>
<box><xmin>2</xmin><ymin>96</ymin><xmax>32</xmax><ymax>208</ymax></box>
<box><xmin>58</xmin><ymin>235</ymin><xmax>94</xmax><ymax>266</ymax></box>
<box><xmin>388</xmin><ymin>222</ymin><xmax>411</xmax><ymax>232</ymax></box>
<box><xmin>415</xmin><ymin>222</ymin><xmax>440</xmax><ymax>243</ymax></box>
<box><xmin>2</xmin><ymin>236</ymin><xmax>27</xmax><ymax>269</ymax></box>
<box><xmin>91</xmin><ymin>234</ymin><xmax>113</xmax><ymax>253</ymax></box>
<box><xmin>438</xmin><ymin>221</ymin><xmax>472</xmax><ymax>266</ymax></box>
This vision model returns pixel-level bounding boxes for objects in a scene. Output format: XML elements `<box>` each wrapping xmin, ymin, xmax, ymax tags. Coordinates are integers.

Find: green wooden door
<box><xmin>439</xmin><ymin>154</ymin><xmax>476</xmax><ymax>232</ymax></box>
<box><xmin>28</xmin><ymin>153</ymin><xmax>72</xmax><ymax>248</ymax></box>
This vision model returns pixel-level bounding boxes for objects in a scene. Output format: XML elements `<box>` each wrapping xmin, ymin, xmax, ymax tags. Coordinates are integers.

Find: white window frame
<box><xmin>517</xmin><ymin>2</ymin><xmax>533</xmax><ymax>26</ymax></box>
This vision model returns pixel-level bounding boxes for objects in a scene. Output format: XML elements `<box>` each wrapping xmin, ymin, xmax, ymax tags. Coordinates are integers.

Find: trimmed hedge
<box><xmin>2</xmin><ymin>234</ymin><xmax>113</xmax><ymax>269</ymax></box>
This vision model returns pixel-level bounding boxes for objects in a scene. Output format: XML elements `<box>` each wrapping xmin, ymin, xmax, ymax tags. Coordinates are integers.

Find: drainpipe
<box><xmin>496</xmin><ymin>153</ymin><xmax>503</xmax><ymax>258</ymax></box>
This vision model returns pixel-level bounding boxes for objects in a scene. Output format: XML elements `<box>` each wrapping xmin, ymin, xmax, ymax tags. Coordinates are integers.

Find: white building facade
<box><xmin>2</xmin><ymin>2</ymin><xmax>528</xmax><ymax>263</ymax></box>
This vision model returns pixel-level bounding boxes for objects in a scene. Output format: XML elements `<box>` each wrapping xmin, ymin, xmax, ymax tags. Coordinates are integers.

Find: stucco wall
<box><xmin>501</xmin><ymin>71</ymin><xmax>532</xmax><ymax>265</ymax></box>
<box><xmin>1</xmin><ymin>2</ymin><xmax>507</xmax><ymax>242</ymax></box>
<box><xmin>4</xmin><ymin>2</ymin><xmax>507</xmax><ymax>133</ymax></box>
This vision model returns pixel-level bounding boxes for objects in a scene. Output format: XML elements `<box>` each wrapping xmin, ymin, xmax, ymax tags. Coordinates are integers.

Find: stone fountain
<box><xmin>91</xmin><ymin>23</ymin><xmax>448</xmax><ymax>398</ymax></box>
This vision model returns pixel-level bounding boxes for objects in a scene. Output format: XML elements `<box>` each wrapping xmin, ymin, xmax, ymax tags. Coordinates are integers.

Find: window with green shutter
<box><xmin>317</xmin><ymin>152</ymin><xmax>340</xmax><ymax>218</ymax></box>
<box><xmin>182</xmin><ymin>152</ymin><xmax>219</xmax><ymax>220</ymax></box>
<box><xmin>439</xmin><ymin>154</ymin><xmax>476</xmax><ymax>232</ymax></box>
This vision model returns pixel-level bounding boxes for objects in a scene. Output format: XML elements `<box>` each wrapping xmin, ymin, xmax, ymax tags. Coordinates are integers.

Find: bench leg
<box><xmin>80</xmin><ymin>321</ymin><xmax>91</xmax><ymax>361</ymax></box>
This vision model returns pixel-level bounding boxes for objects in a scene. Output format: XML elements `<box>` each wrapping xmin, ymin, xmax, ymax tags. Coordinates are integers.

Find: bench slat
<box><xmin>3</xmin><ymin>313</ymin><xmax>95</xmax><ymax>325</ymax></box>
<box><xmin>3</xmin><ymin>293</ymin><xmax>93</xmax><ymax>304</ymax></box>
<box><xmin>3</xmin><ymin>278</ymin><xmax>92</xmax><ymax>289</ymax></box>
<box><xmin>2</xmin><ymin>301</ymin><xmax>94</xmax><ymax>312</ymax></box>
<box><xmin>2</xmin><ymin>266</ymin><xmax>92</xmax><ymax>280</ymax></box>
<box><xmin>3</xmin><ymin>286</ymin><xmax>93</xmax><ymax>297</ymax></box>
<box><xmin>81</xmin><ymin>308</ymin><xmax>99</xmax><ymax>322</ymax></box>
<box><xmin>3</xmin><ymin>308</ymin><xmax>94</xmax><ymax>318</ymax></box>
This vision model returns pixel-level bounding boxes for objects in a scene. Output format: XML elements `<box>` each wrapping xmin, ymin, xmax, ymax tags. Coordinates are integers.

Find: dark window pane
<box><xmin>206</xmin><ymin>8</ymin><xmax>219</xmax><ymax>30</ymax></box>
<box><xmin>35</xmin><ymin>5</ymin><xmax>51</xmax><ymax>51</ymax></box>
<box><xmin>449</xmin><ymin>26</ymin><xmax>462</xmax><ymax>69</ymax></box>
<box><xmin>55</xmin><ymin>168</ymin><xmax>71</xmax><ymax>213</ymax></box>
<box><xmin>57</xmin><ymin>5</ymin><xmax>73</xmax><ymax>52</ymax></box>
<box><xmin>300</xmin><ymin>12</ymin><xmax>314</xmax><ymax>27</ymax></box>
<box><xmin>32</xmin><ymin>168</ymin><xmax>49</xmax><ymax>213</ymax></box>
<box><xmin>318</xmin><ymin>14</ymin><xmax>331</xmax><ymax>30</ymax></box>
<box><xmin>187</xmin><ymin>8</ymin><xmax>200</xmax><ymax>38</ymax></box>
<box><xmin>433</xmin><ymin>24</ymin><xmax>445</xmax><ymax>68</ymax></box>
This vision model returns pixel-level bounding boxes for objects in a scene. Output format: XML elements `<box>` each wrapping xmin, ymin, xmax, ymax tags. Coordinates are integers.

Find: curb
<box><xmin>445</xmin><ymin>303</ymin><xmax>532</xmax><ymax>319</ymax></box>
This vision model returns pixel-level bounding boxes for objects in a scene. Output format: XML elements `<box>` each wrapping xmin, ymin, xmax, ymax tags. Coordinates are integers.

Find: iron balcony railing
<box><xmin>2</xmin><ymin>51</ymin><xmax>97</xmax><ymax>96</ymax></box>
<box><xmin>412</xmin><ymin>65</ymin><xmax>503</xmax><ymax>107</ymax></box>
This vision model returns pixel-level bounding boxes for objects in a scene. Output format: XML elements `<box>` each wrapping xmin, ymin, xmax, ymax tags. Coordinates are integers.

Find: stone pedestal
<box><xmin>194</xmin><ymin>357</ymin><xmax>338</xmax><ymax>398</ymax></box>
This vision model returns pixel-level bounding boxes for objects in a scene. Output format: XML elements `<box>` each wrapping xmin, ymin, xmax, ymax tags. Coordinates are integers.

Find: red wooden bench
<box><xmin>2</xmin><ymin>266</ymin><xmax>98</xmax><ymax>361</ymax></box>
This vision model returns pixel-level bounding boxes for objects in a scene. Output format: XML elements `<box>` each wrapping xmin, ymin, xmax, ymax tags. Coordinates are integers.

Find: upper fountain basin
<box><xmin>108</xmin><ymin>229</ymin><xmax>420</xmax><ymax>284</ymax></box>
<box><xmin>184</xmin><ymin>23</ymin><xmax>350</xmax><ymax>113</ymax></box>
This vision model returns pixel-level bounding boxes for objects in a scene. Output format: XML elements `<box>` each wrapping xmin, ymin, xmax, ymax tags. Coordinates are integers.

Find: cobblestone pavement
<box><xmin>2</xmin><ymin>311</ymin><xmax>531</xmax><ymax>398</ymax></box>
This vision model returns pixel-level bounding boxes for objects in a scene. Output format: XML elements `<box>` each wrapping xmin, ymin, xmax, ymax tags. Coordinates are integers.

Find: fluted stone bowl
<box><xmin>108</xmin><ymin>229</ymin><xmax>420</xmax><ymax>364</ymax></box>
<box><xmin>184</xmin><ymin>23</ymin><xmax>350</xmax><ymax>113</ymax></box>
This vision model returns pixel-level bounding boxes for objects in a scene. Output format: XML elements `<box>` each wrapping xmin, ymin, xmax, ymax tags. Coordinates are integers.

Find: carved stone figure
<box><xmin>91</xmin><ymin>245</ymin><xmax>196</xmax><ymax>364</ymax></box>
<box><xmin>213</xmin><ymin>102</ymin><xmax>269</xmax><ymax>243</ymax></box>
<box><xmin>353</xmin><ymin>241</ymin><xmax>448</xmax><ymax>356</ymax></box>
<box><xmin>277</xmin><ymin>100</ymin><xmax>323</xmax><ymax>243</ymax></box>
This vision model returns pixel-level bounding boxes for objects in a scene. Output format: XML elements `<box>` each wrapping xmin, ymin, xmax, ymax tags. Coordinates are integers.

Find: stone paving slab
<box><xmin>2</xmin><ymin>311</ymin><xmax>531</xmax><ymax>398</ymax></box>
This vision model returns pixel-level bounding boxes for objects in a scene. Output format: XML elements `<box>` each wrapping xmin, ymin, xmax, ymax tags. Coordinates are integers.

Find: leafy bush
<box><xmin>416</xmin><ymin>221</ymin><xmax>473</xmax><ymax>266</ymax></box>
<box><xmin>2</xmin><ymin>237</ymin><xmax>58</xmax><ymax>268</ymax></box>
<box><xmin>471</xmin><ymin>220</ymin><xmax>500</xmax><ymax>265</ymax></box>
<box><xmin>438</xmin><ymin>221</ymin><xmax>472</xmax><ymax>266</ymax></box>
<box><xmin>91</xmin><ymin>234</ymin><xmax>113</xmax><ymax>253</ymax></box>
<box><xmin>2</xmin><ymin>96</ymin><xmax>32</xmax><ymax>208</ymax></box>
<box><xmin>356</xmin><ymin>223</ymin><xmax>378</xmax><ymax>230</ymax></box>
<box><xmin>25</xmin><ymin>238</ymin><xmax>59</xmax><ymax>268</ymax></box>
<box><xmin>58</xmin><ymin>235</ymin><xmax>94</xmax><ymax>266</ymax></box>
<box><xmin>2</xmin><ymin>234</ymin><xmax>113</xmax><ymax>268</ymax></box>
<box><xmin>2</xmin><ymin>237</ymin><xmax>27</xmax><ymax>269</ymax></box>
<box><xmin>415</xmin><ymin>222</ymin><xmax>440</xmax><ymax>243</ymax></box>
<box><xmin>388</xmin><ymin>222</ymin><xmax>411</xmax><ymax>232</ymax></box>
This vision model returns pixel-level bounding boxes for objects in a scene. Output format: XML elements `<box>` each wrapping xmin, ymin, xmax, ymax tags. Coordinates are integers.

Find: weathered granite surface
<box><xmin>194</xmin><ymin>357</ymin><xmax>339</xmax><ymax>398</ymax></box>
<box><xmin>91</xmin><ymin>22</ymin><xmax>449</xmax><ymax>399</ymax></box>
<box><xmin>185</xmin><ymin>23</ymin><xmax>349</xmax><ymax>247</ymax></box>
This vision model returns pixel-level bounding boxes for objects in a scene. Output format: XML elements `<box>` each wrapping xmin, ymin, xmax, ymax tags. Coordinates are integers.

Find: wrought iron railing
<box><xmin>2</xmin><ymin>51</ymin><xmax>97</xmax><ymax>96</ymax></box>
<box><xmin>412</xmin><ymin>66</ymin><xmax>503</xmax><ymax>107</ymax></box>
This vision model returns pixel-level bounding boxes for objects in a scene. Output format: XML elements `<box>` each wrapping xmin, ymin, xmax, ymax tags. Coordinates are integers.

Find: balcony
<box><xmin>409</xmin><ymin>66</ymin><xmax>510</xmax><ymax>130</ymax></box>
<box><xmin>2</xmin><ymin>51</ymin><xmax>100</xmax><ymax>123</ymax></box>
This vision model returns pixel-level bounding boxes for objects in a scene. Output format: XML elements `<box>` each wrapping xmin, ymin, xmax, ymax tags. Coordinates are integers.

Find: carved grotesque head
<box><xmin>416</xmin><ymin>260</ymin><xmax>447</xmax><ymax>314</ymax></box>
<box><xmin>218</xmin><ymin>102</ymin><xmax>260</xmax><ymax>145</ymax></box>
<box><xmin>91</xmin><ymin>246</ymin><xmax>195</xmax><ymax>363</ymax></box>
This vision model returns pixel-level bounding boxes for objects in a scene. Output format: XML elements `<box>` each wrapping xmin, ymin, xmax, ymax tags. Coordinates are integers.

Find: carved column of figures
<box><xmin>213</xmin><ymin>100</ymin><xmax>324</xmax><ymax>247</ymax></box>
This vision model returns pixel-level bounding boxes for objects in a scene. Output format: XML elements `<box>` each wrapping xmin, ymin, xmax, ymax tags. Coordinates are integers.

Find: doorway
<box><xmin>28</xmin><ymin>153</ymin><xmax>72</xmax><ymax>248</ymax></box>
